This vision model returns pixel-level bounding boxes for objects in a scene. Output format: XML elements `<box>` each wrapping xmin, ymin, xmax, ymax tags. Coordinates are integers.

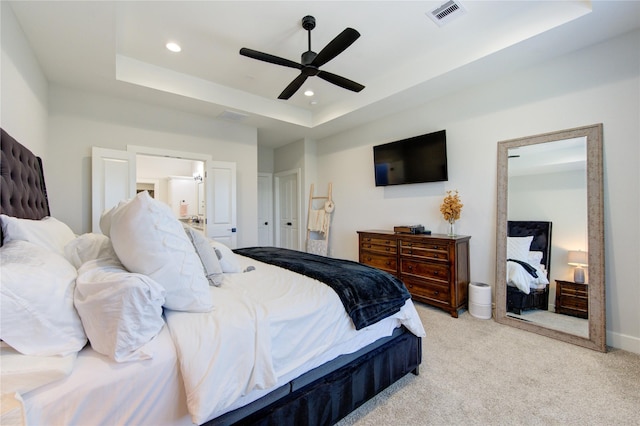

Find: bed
<box><xmin>506</xmin><ymin>220</ymin><xmax>552</xmax><ymax>315</ymax></box>
<box><xmin>0</xmin><ymin>128</ymin><xmax>424</xmax><ymax>426</ymax></box>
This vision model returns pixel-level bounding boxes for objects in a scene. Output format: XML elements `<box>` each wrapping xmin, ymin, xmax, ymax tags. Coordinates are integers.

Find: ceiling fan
<box><xmin>239</xmin><ymin>15</ymin><xmax>365</xmax><ymax>100</ymax></box>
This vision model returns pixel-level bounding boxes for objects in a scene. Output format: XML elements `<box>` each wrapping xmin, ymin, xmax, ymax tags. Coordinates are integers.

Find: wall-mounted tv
<box><xmin>373</xmin><ymin>130</ymin><xmax>448</xmax><ymax>186</ymax></box>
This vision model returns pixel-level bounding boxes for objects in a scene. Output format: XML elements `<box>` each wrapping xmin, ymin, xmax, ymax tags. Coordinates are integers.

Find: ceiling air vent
<box><xmin>426</xmin><ymin>0</ymin><xmax>467</xmax><ymax>27</ymax></box>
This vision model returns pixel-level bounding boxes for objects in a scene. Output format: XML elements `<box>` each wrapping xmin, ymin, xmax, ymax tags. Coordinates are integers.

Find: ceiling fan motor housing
<box><xmin>302</xmin><ymin>15</ymin><xmax>316</xmax><ymax>30</ymax></box>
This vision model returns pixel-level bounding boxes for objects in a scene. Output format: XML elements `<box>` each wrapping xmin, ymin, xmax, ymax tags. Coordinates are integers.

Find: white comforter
<box><xmin>165</xmin><ymin>254</ymin><xmax>425</xmax><ymax>424</ymax></box>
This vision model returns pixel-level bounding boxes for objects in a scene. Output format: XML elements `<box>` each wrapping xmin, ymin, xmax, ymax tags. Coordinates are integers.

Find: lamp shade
<box><xmin>568</xmin><ymin>250</ymin><xmax>588</xmax><ymax>266</ymax></box>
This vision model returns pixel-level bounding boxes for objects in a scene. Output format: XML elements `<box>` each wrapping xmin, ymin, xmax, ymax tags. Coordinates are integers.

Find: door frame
<box><xmin>274</xmin><ymin>168</ymin><xmax>302</xmax><ymax>249</ymax></box>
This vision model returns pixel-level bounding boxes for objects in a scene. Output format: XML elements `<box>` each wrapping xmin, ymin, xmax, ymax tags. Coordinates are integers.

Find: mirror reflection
<box><xmin>505</xmin><ymin>138</ymin><xmax>588</xmax><ymax>337</ymax></box>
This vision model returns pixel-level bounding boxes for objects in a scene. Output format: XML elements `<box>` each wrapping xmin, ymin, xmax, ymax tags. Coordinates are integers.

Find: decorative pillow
<box><xmin>209</xmin><ymin>239</ymin><xmax>242</xmax><ymax>273</ymax></box>
<box><xmin>74</xmin><ymin>258</ymin><xmax>166</xmax><ymax>362</ymax></box>
<box><xmin>507</xmin><ymin>236</ymin><xmax>534</xmax><ymax>262</ymax></box>
<box><xmin>64</xmin><ymin>233</ymin><xmax>119</xmax><ymax>269</ymax></box>
<box><xmin>108</xmin><ymin>191</ymin><xmax>213</xmax><ymax>312</ymax></box>
<box><xmin>1</xmin><ymin>342</ymin><xmax>77</xmax><ymax>394</ymax></box>
<box><xmin>0</xmin><ymin>215</ymin><xmax>76</xmax><ymax>256</ymax></box>
<box><xmin>182</xmin><ymin>224</ymin><xmax>223</xmax><ymax>286</ymax></box>
<box><xmin>0</xmin><ymin>240</ymin><xmax>87</xmax><ymax>356</ymax></box>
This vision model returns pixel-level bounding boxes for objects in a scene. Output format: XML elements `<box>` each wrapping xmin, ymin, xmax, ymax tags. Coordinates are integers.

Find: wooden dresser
<box><xmin>358</xmin><ymin>230</ymin><xmax>471</xmax><ymax>317</ymax></box>
<box><xmin>555</xmin><ymin>280</ymin><xmax>588</xmax><ymax>319</ymax></box>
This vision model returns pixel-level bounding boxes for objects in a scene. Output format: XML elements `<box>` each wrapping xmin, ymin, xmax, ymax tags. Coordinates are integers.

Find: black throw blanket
<box><xmin>233</xmin><ymin>247</ymin><xmax>410</xmax><ymax>330</ymax></box>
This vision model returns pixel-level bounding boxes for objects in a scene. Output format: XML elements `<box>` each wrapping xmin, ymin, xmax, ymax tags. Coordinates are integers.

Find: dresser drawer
<box><xmin>400</xmin><ymin>259</ymin><xmax>449</xmax><ymax>282</ymax></box>
<box><xmin>360</xmin><ymin>252</ymin><xmax>397</xmax><ymax>274</ymax></box>
<box><xmin>399</xmin><ymin>240</ymin><xmax>449</xmax><ymax>261</ymax></box>
<box><xmin>403</xmin><ymin>276</ymin><xmax>450</xmax><ymax>303</ymax></box>
<box><xmin>360</xmin><ymin>242</ymin><xmax>397</xmax><ymax>255</ymax></box>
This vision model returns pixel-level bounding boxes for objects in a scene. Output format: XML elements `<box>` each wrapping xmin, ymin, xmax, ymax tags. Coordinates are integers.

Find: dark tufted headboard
<box><xmin>508</xmin><ymin>220</ymin><xmax>552</xmax><ymax>276</ymax></box>
<box><xmin>0</xmin><ymin>128</ymin><xmax>51</xmax><ymax>244</ymax></box>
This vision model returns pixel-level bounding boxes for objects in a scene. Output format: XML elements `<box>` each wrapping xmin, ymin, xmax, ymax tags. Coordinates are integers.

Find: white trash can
<box><xmin>469</xmin><ymin>282</ymin><xmax>492</xmax><ymax>319</ymax></box>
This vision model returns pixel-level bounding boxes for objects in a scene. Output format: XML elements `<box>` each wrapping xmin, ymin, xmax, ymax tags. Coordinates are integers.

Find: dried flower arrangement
<box><xmin>440</xmin><ymin>190</ymin><xmax>463</xmax><ymax>223</ymax></box>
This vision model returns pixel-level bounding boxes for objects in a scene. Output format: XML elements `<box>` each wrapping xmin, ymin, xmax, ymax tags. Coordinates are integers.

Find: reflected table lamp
<box><xmin>568</xmin><ymin>250</ymin><xmax>588</xmax><ymax>284</ymax></box>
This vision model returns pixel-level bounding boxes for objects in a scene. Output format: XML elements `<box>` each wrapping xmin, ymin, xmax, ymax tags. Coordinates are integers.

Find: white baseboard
<box><xmin>607</xmin><ymin>330</ymin><xmax>640</xmax><ymax>355</ymax></box>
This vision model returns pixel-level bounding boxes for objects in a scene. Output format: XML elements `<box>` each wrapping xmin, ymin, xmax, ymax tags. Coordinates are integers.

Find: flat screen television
<box><xmin>373</xmin><ymin>130</ymin><xmax>448</xmax><ymax>186</ymax></box>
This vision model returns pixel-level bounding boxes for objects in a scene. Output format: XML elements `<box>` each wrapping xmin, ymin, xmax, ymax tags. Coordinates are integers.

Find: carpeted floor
<box><xmin>336</xmin><ymin>302</ymin><xmax>640</xmax><ymax>425</ymax></box>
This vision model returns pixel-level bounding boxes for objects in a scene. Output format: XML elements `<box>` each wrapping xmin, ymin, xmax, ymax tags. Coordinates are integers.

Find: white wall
<box><xmin>315</xmin><ymin>30</ymin><xmax>640</xmax><ymax>353</ymax></box>
<box><xmin>0</xmin><ymin>2</ymin><xmax>48</xmax><ymax>156</ymax></box>
<box><xmin>46</xmin><ymin>85</ymin><xmax>260</xmax><ymax>248</ymax></box>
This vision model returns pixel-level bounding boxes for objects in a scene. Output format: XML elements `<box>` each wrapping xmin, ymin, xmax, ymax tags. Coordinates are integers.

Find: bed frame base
<box><xmin>206</xmin><ymin>328</ymin><xmax>421</xmax><ymax>426</ymax></box>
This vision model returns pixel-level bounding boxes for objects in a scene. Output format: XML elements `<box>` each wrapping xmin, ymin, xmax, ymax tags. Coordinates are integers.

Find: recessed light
<box><xmin>166</xmin><ymin>42</ymin><xmax>181</xmax><ymax>53</ymax></box>
<box><xmin>309</xmin><ymin>100</ymin><xmax>318</xmax><ymax>106</ymax></box>
<box><xmin>304</xmin><ymin>90</ymin><xmax>314</xmax><ymax>97</ymax></box>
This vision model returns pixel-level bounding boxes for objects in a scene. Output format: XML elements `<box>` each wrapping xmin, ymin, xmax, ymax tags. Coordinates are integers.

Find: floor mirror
<box><xmin>495</xmin><ymin>124</ymin><xmax>606</xmax><ymax>352</ymax></box>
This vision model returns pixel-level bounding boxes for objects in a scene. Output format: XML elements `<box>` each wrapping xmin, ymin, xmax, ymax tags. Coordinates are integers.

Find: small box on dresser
<box><xmin>357</xmin><ymin>230</ymin><xmax>471</xmax><ymax>318</ymax></box>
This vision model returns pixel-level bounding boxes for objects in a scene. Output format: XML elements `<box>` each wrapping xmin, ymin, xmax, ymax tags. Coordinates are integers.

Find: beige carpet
<box><xmin>336</xmin><ymin>302</ymin><xmax>640</xmax><ymax>425</ymax></box>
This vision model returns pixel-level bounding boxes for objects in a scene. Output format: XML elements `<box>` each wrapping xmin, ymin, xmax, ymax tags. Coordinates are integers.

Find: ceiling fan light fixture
<box><xmin>166</xmin><ymin>42</ymin><xmax>182</xmax><ymax>53</ymax></box>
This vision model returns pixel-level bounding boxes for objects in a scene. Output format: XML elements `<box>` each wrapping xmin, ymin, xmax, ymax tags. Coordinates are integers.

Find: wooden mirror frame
<box><xmin>495</xmin><ymin>124</ymin><xmax>606</xmax><ymax>352</ymax></box>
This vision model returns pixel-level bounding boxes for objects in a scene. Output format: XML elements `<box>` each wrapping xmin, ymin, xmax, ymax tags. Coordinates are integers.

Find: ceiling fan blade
<box><xmin>311</xmin><ymin>28</ymin><xmax>360</xmax><ymax>68</ymax></box>
<box><xmin>317</xmin><ymin>70</ymin><xmax>364</xmax><ymax>93</ymax></box>
<box><xmin>278</xmin><ymin>73</ymin><xmax>309</xmax><ymax>99</ymax></box>
<box><xmin>239</xmin><ymin>48</ymin><xmax>302</xmax><ymax>70</ymax></box>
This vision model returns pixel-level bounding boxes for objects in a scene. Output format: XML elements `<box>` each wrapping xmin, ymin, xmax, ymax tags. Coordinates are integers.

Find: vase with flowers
<box><xmin>440</xmin><ymin>190</ymin><xmax>463</xmax><ymax>236</ymax></box>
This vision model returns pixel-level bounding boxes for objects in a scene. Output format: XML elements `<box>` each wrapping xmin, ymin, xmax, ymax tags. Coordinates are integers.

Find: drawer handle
<box><xmin>408</xmin><ymin>265</ymin><xmax>413</xmax><ymax>270</ymax></box>
<box><xmin>433</xmin><ymin>290</ymin><xmax>439</xmax><ymax>295</ymax></box>
<box><xmin>433</xmin><ymin>271</ymin><xmax>439</xmax><ymax>275</ymax></box>
<box><xmin>385</xmin><ymin>261</ymin><xmax>391</xmax><ymax>265</ymax></box>
<box><xmin>385</xmin><ymin>247</ymin><xmax>390</xmax><ymax>251</ymax></box>
<box><xmin>432</xmin><ymin>245</ymin><xmax>438</xmax><ymax>249</ymax></box>
<box><xmin>408</xmin><ymin>250</ymin><xmax>413</xmax><ymax>255</ymax></box>
<box><xmin>366</xmin><ymin>257</ymin><xmax>372</xmax><ymax>261</ymax></box>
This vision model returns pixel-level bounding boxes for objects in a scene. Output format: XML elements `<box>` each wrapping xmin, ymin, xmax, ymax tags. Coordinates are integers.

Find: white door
<box><xmin>206</xmin><ymin>161</ymin><xmax>237</xmax><ymax>248</ymax></box>
<box><xmin>258</xmin><ymin>173</ymin><xmax>273</xmax><ymax>246</ymax></box>
<box><xmin>91</xmin><ymin>147</ymin><xmax>135</xmax><ymax>233</ymax></box>
<box><xmin>276</xmin><ymin>171</ymin><xmax>299</xmax><ymax>250</ymax></box>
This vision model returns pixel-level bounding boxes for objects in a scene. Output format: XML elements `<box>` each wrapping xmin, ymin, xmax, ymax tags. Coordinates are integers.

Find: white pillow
<box><xmin>507</xmin><ymin>236</ymin><xmax>534</xmax><ymax>262</ymax></box>
<box><xmin>527</xmin><ymin>250</ymin><xmax>544</xmax><ymax>265</ymax></box>
<box><xmin>75</xmin><ymin>258</ymin><xmax>166</xmax><ymax>362</ymax></box>
<box><xmin>109</xmin><ymin>191</ymin><xmax>213</xmax><ymax>312</ymax></box>
<box><xmin>209</xmin><ymin>239</ymin><xmax>242</xmax><ymax>273</ymax></box>
<box><xmin>1</xmin><ymin>342</ymin><xmax>77</xmax><ymax>394</ymax></box>
<box><xmin>99</xmin><ymin>199</ymin><xmax>130</xmax><ymax>237</ymax></box>
<box><xmin>182</xmin><ymin>224</ymin><xmax>223</xmax><ymax>286</ymax></box>
<box><xmin>0</xmin><ymin>215</ymin><xmax>76</xmax><ymax>256</ymax></box>
<box><xmin>0</xmin><ymin>240</ymin><xmax>87</xmax><ymax>356</ymax></box>
<box><xmin>64</xmin><ymin>233</ymin><xmax>118</xmax><ymax>269</ymax></box>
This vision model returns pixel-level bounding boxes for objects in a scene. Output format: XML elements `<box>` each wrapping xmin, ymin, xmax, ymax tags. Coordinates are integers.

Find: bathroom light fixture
<box><xmin>567</xmin><ymin>250</ymin><xmax>588</xmax><ymax>283</ymax></box>
<box><xmin>166</xmin><ymin>42</ymin><xmax>182</xmax><ymax>52</ymax></box>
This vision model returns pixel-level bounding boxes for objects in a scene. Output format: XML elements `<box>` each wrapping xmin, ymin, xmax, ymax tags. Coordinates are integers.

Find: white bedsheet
<box><xmin>166</xmin><ymin>255</ymin><xmax>425</xmax><ymax>424</ymax></box>
<box><xmin>22</xmin><ymin>325</ymin><xmax>193</xmax><ymax>426</ymax></box>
